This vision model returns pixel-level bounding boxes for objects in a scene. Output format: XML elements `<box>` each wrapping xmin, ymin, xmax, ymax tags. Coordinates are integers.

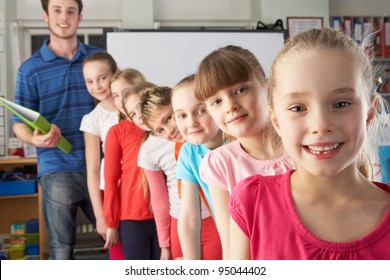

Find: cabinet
<box><xmin>0</xmin><ymin>157</ymin><xmax>48</xmax><ymax>259</ymax></box>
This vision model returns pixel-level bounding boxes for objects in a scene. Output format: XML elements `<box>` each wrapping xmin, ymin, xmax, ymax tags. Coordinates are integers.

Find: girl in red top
<box><xmin>103</xmin><ymin>71</ymin><xmax>159</xmax><ymax>260</ymax></box>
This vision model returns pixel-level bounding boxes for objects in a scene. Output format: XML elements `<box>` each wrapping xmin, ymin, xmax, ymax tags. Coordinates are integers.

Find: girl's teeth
<box><xmin>307</xmin><ymin>144</ymin><xmax>340</xmax><ymax>154</ymax></box>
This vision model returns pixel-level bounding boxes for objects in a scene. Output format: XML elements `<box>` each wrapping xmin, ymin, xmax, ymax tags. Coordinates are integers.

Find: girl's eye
<box><xmin>156</xmin><ymin>128</ymin><xmax>164</xmax><ymax>134</ymax></box>
<box><xmin>236</xmin><ymin>87</ymin><xmax>248</xmax><ymax>95</ymax></box>
<box><xmin>176</xmin><ymin>113</ymin><xmax>186</xmax><ymax>119</ymax></box>
<box><xmin>210</xmin><ymin>99</ymin><xmax>221</xmax><ymax>106</ymax></box>
<box><xmin>197</xmin><ymin>108</ymin><xmax>207</xmax><ymax>115</ymax></box>
<box><xmin>289</xmin><ymin>105</ymin><xmax>306</xmax><ymax>112</ymax></box>
<box><xmin>166</xmin><ymin>115</ymin><xmax>172</xmax><ymax>123</ymax></box>
<box><xmin>335</xmin><ymin>101</ymin><xmax>351</xmax><ymax>108</ymax></box>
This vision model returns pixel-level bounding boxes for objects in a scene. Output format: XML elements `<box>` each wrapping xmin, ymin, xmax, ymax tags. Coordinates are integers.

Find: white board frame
<box><xmin>106</xmin><ymin>29</ymin><xmax>285</xmax><ymax>87</ymax></box>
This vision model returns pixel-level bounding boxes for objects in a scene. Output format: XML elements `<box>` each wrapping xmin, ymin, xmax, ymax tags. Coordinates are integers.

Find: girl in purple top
<box><xmin>229</xmin><ymin>28</ymin><xmax>390</xmax><ymax>259</ymax></box>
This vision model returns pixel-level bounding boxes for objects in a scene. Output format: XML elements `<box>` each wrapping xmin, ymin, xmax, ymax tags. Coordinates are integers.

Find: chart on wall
<box><xmin>106</xmin><ymin>30</ymin><xmax>285</xmax><ymax>87</ymax></box>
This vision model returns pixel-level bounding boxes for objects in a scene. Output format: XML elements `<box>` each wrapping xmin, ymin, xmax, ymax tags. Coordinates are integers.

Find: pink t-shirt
<box><xmin>229</xmin><ymin>170</ymin><xmax>390</xmax><ymax>260</ymax></box>
<box><xmin>200</xmin><ymin>140</ymin><xmax>295</xmax><ymax>194</ymax></box>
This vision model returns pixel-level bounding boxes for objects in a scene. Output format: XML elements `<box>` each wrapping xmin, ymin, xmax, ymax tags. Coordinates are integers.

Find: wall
<box><xmin>17</xmin><ymin>0</ymin><xmax>122</xmax><ymax>20</ymax></box>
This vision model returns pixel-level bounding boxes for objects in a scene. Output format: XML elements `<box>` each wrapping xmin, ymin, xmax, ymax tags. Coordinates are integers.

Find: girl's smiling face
<box><xmin>147</xmin><ymin>105</ymin><xmax>183</xmax><ymax>142</ymax></box>
<box><xmin>124</xmin><ymin>94</ymin><xmax>150</xmax><ymax>131</ymax></box>
<box><xmin>204</xmin><ymin>80</ymin><xmax>269</xmax><ymax>141</ymax></box>
<box><xmin>269</xmin><ymin>49</ymin><xmax>373</xmax><ymax>177</ymax></box>
<box><xmin>110</xmin><ymin>79</ymin><xmax>131</xmax><ymax>115</ymax></box>
<box><xmin>83</xmin><ymin>60</ymin><xmax>113</xmax><ymax>101</ymax></box>
<box><xmin>172</xmin><ymin>83</ymin><xmax>221</xmax><ymax>148</ymax></box>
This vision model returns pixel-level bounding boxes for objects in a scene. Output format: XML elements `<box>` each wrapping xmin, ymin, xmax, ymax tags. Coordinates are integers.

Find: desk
<box><xmin>0</xmin><ymin>157</ymin><xmax>48</xmax><ymax>259</ymax></box>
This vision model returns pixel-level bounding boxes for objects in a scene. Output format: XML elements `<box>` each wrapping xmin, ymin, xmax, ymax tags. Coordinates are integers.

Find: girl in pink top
<box><xmin>229</xmin><ymin>28</ymin><xmax>390</xmax><ymax>259</ymax></box>
<box><xmin>194</xmin><ymin>45</ymin><xmax>295</xmax><ymax>258</ymax></box>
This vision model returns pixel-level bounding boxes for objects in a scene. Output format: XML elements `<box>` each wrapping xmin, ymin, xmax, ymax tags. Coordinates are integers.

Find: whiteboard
<box><xmin>107</xmin><ymin>30</ymin><xmax>285</xmax><ymax>87</ymax></box>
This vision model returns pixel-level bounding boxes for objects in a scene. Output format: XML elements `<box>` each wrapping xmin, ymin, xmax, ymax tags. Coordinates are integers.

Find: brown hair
<box><xmin>41</xmin><ymin>0</ymin><xmax>83</xmax><ymax>14</ymax></box>
<box><xmin>195</xmin><ymin>45</ymin><xmax>280</xmax><ymax>150</ymax></box>
<box><xmin>194</xmin><ymin>45</ymin><xmax>266</xmax><ymax>102</ymax></box>
<box><xmin>268</xmin><ymin>27</ymin><xmax>389</xmax><ymax>179</ymax></box>
<box><xmin>82</xmin><ymin>52</ymin><xmax>117</xmax><ymax>74</ymax></box>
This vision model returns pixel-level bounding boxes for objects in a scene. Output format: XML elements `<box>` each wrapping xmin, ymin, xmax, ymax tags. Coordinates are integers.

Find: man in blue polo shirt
<box><xmin>12</xmin><ymin>0</ymin><xmax>102</xmax><ymax>259</ymax></box>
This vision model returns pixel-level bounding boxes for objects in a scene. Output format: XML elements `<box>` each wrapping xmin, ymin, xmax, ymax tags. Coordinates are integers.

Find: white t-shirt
<box><xmin>138</xmin><ymin>135</ymin><xmax>209</xmax><ymax>219</ymax></box>
<box><xmin>80</xmin><ymin>103</ymin><xmax>118</xmax><ymax>189</ymax></box>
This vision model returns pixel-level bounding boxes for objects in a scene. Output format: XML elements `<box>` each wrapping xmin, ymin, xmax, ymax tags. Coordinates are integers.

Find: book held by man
<box><xmin>0</xmin><ymin>97</ymin><xmax>72</xmax><ymax>154</ymax></box>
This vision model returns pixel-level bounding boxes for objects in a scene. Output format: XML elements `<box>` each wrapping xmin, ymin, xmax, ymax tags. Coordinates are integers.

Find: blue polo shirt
<box><xmin>176</xmin><ymin>142</ymin><xmax>216</xmax><ymax>218</ymax></box>
<box><xmin>13</xmin><ymin>39</ymin><xmax>102</xmax><ymax>177</ymax></box>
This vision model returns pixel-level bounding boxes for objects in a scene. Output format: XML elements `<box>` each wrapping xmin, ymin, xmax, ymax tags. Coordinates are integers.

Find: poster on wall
<box><xmin>287</xmin><ymin>17</ymin><xmax>323</xmax><ymax>39</ymax></box>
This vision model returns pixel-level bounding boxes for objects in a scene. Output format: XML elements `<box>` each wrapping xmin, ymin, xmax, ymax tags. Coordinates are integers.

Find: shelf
<box><xmin>0</xmin><ymin>157</ymin><xmax>37</xmax><ymax>165</ymax></box>
<box><xmin>374</xmin><ymin>57</ymin><xmax>390</xmax><ymax>63</ymax></box>
<box><xmin>0</xmin><ymin>193</ymin><xmax>38</xmax><ymax>200</ymax></box>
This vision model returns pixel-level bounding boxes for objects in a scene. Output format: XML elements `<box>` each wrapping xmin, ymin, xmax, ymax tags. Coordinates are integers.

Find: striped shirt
<box><xmin>13</xmin><ymin>39</ymin><xmax>102</xmax><ymax>177</ymax></box>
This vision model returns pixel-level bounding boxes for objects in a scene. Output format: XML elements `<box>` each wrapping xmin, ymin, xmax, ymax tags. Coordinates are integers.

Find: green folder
<box><xmin>0</xmin><ymin>97</ymin><xmax>72</xmax><ymax>154</ymax></box>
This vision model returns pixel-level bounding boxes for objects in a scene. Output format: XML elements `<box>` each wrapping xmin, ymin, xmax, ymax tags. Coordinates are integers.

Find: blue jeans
<box><xmin>39</xmin><ymin>172</ymin><xmax>96</xmax><ymax>260</ymax></box>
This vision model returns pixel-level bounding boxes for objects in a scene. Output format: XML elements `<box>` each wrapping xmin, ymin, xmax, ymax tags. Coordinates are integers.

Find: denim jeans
<box><xmin>39</xmin><ymin>172</ymin><xmax>96</xmax><ymax>260</ymax></box>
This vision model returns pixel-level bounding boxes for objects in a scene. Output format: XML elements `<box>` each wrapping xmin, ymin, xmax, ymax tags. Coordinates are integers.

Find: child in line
<box><xmin>80</xmin><ymin>52</ymin><xmax>118</xmax><ymax>240</ymax></box>
<box><xmin>229</xmin><ymin>27</ymin><xmax>390</xmax><ymax>259</ymax></box>
<box><xmin>194</xmin><ymin>45</ymin><xmax>296</xmax><ymax>259</ymax></box>
<box><xmin>171</xmin><ymin>74</ymin><xmax>223</xmax><ymax>260</ymax></box>
<box><xmin>138</xmin><ymin>86</ymin><xmax>212</xmax><ymax>260</ymax></box>
<box><xmin>137</xmin><ymin>86</ymin><xmax>184</xmax><ymax>260</ymax></box>
<box><xmin>103</xmin><ymin>70</ymin><xmax>160</xmax><ymax>260</ymax></box>
<box><xmin>80</xmin><ymin>52</ymin><xmax>128</xmax><ymax>259</ymax></box>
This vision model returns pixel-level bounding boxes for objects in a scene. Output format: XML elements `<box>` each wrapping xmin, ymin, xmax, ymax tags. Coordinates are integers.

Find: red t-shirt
<box><xmin>104</xmin><ymin>120</ymin><xmax>153</xmax><ymax>228</ymax></box>
<box><xmin>229</xmin><ymin>170</ymin><xmax>390</xmax><ymax>259</ymax></box>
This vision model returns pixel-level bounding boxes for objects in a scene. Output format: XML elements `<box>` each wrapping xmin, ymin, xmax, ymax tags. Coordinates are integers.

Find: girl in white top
<box><xmin>80</xmin><ymin>59</ymin><xmax>145</xmax><ymax>258</ymax></box>
<box><xmin>80</xmin><ymin>52</ymin><xmax>118</xmax><ymax>240</ymax></box>
<box><xmin>194</xmin><ymin>45</ymin><xmax>296</xmax><ymax>259</ymax></box>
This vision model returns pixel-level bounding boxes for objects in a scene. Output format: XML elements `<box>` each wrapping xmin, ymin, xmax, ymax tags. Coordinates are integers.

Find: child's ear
<box><xmin>268</xmin><ymin>105</ymin><xmax>281</xmax><ymax>136</ymax></box>
<box><xmin>366</xmin><ymin>94</ymin><xmax>378</xmax><ymax>128</ymax></box>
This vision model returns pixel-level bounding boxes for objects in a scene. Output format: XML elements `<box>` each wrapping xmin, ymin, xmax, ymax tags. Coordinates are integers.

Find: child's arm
<box><xmin>178</xmin><ymin>180</ymin><xmax>201</xmax><ymax>260</ymax></box>
<box><xmin>143</xmin><ymin>168</ymin><xmax>172</xmax><ymax>260</ymax></box>
<box><xmin>228</xmin><ymin>216</ymin><xmax>250</xmax><ymax>259</ymax></box>
<box><xmin>84</xmin><ymin>132</ymin><xmax>107</xmax><ymax>240</ymax></box>
<box><xmin>209</xmin><ymin>185</ymin><xmax>230</xmax><ymax>260</ymax></box>
<box><xmin>103</xmin><ymin>127</ymin><xmax>122</xmax><ymax>248</ymax></box>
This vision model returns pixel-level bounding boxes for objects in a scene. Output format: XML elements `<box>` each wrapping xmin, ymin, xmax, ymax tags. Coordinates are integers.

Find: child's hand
<box><xmin>104</xmin><ymin>227</ymin><xmax>119</xmax><ymax>249</ymax></box>
<box><xmin>160</xmin><ymin>247</ymin><xmax>172</xmax><ymax>260</ymax></box>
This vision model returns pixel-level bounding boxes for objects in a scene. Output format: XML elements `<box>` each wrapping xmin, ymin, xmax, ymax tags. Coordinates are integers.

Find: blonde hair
<box><xmin>121</xmin><ymin>81</ymin><xmax>156</xmax><ymax>202</ymax></box>
<box><xmin>268</xmin><ymin>27</ymin><xmax>388</xmax><ymax>180</ymax></box>
<box><xmin>110</xmin><ymin>68</ymin><xmax>146</xmax><ymax>121</ymax></box>
<box><xmin>122</xmin><ymin>81</ymin><xmax>156</xmax><ymax>118</ymax></box>
<box><xmin>139</xmin><ymin>86</ymin><xmax>172</xmax><ymax>128</ymax></box>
